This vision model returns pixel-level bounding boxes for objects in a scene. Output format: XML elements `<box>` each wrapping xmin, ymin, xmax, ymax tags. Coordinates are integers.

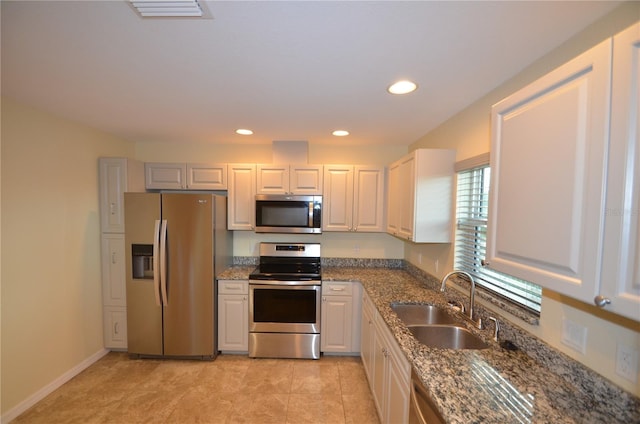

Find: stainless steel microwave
<box><xmin>255</xmin><ymin>194</ymin><xmax>322</xmax><ymax>234</ymax></box>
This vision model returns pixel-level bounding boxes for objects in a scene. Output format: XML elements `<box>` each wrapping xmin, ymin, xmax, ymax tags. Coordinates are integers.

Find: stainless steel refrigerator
<box><xmin>124</xmin><ymin>192</ymin><xmax>232</xmax><ymax>359</ymax></box>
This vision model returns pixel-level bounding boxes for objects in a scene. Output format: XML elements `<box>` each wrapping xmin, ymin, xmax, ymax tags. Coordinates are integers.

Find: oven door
<box><xmin>249</xmin><ymin>283</ymin><xmax>321</xmax><ymax>334</ymax></box>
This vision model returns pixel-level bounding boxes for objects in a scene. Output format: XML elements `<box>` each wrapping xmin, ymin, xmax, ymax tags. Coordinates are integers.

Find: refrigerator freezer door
<box><xmin>125</xmin><ymin>192</ymin><xmax>163</xmax><ymax>356</ymax></box>
<box><xmin>161</xmin><ymin>193</ymin><xmax>216</xmax><ymax>357</ymax></box>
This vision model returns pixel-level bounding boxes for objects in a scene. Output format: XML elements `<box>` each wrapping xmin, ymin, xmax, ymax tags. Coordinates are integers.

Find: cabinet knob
<box><xmin>594</xmin><ymin>295</ymin><xmax>611</xmax><ymax>308</ymax></box>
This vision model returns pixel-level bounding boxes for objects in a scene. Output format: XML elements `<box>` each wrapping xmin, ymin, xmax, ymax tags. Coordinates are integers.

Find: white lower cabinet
<box><xmin>321</xmin><ymin>281</ymin><xmax>361</xmax><ymax>353</ymax></box>
<box><xmin>103</xmin><ymin>307</ymin><xmax>127</xmax><ymax>349</ymax></box>
<box><xmin>217</xmin><ymin>280</ymin><xmax>249</xmax><ymax>353</ymax></box>
<box><xmin>361</xmin><ymin>291</ymin><xmax>410</xmax><ymax>424</ymax></box>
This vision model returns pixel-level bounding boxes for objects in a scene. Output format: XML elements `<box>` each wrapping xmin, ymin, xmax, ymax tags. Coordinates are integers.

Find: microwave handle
<box><xmin>308</xmin><ymin>202</ymin><xmax>314</xmax><ymax>227</ymax></box>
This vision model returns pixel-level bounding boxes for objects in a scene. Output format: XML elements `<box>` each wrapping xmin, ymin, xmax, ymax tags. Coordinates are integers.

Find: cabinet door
<box><xmin>487</xmin><ymin>39</ymin><xmax>612</xmax><ymax>301</ymax></box>
<box><xmin>256</xmin><ymin>165</ymin><xmax>289</xmax><ymax>194</ymax></box>
<box><xmin>321</xmin><ymin>295</ymin><xmax>353</xmax><ymax>352</ymax></box>
<box><xmin>290</xmin><ymin>164</ymin><xmax>323</xmax><ymax>195</ymax></box>
<box><xmin>354</xmin><ymin>166</ymin><xmax>385</xmax><ymax>232</ymax></box>
<box><xmin>187</xmin><ymin>163</ymin><xmax>227</xmax><ymax>190</ymax></box>
<box><xmin>398</xmin><ymin>154</ymin><xmax>416</xmax><ymax>240</ymax></box>
<box><xmin>218</xmin><ymin>294</ymin><xmax>249</xmax><ymax>352</ymax></box>
<box><xmin>323</xmin><ymin>165</ymin><xmax>354</xmax><ymax>232</ymax></box>
<box><xmin>99</xmin><ymin>158</ymin><xmax>127</xmax><ymax>233</ymax></box>
<box><xmin>386</xmin><ymin>160</ymin><xmax>401</xmax><ymax>236</ymax></box>
<box><xmin>361</xmin><ymin>294</ymin><xmax>375</xmax><ymax>382</ymax></box>
<box><xmin>103</xmin><ymin>307</ymin><xmax>127</xmax><ymax>349</ymax></box>
<box><xmin>228</xmin><ymin>164</ymin><xmax>256</xmax><ymax>230</ymax></box>
<box><xmin>371</xmin><ymin>319</ymin><xmax>387</xmax><ymax>422</ymax></box>
<box><xmin>145</xmin><ymin>163</ymin><xmax>186</xmax><ymax>190</ymax></box>
<box><xmin>101</xmin><ymin>234</ymin><xmax>126</xmax><ymax>307</ymax></box>
<box><xmin>600</xmin><ymin>23</ymin><xmax>640</xmax><ymax>320</ymax></box>
<box><xmin>386</xmin><ymin>345</ymin><xmax>410</xmax><ymax>424</ymax></box>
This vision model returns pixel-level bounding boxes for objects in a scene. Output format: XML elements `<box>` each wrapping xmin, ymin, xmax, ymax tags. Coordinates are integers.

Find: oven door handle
<box><xmin>308</xmin><ymin>201</ymin><xmax>314</xmax><ymax>228</ymax></box>
<box><xmin>249</xmin><ymin>280</ymin><xmax>320</xmax><ymax>286</ymax></box>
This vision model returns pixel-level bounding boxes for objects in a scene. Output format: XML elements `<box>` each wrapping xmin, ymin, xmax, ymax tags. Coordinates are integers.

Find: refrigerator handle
<box><xmin>153</xmin><ymin>220</ymin><xmax>162</xmax><ymax>307</ymax></box>
<box><xmin>160</xmin><ymin>219</ymin><xmax>168</xmax><ymax>306</ymax></box>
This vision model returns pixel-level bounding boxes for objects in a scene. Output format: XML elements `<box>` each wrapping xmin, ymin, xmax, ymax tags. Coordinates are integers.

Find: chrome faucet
<box><xmin>440</xmin><ymin>270</ymin><xmax>481</xmax><ymax>328</ymax></box>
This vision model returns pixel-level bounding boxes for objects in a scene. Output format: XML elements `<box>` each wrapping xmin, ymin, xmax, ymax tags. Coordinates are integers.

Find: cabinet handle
<box><xmin>323</xmin><ymin>297</ymin><xmax>327</xmax><ymax>302</ymax></box>
<box><xmin>330</xmin><ymin>287</ymin><xmax>346</xmax><ymax>292</ymax></box>
<box><xmin>114</xmin><ymin>322</ymin><xmax>119</xmax><ymax>335</ymax></box>
<box><xmin>594</xmin><ymin>295</ymin><xmax>611</xmax><ymax>308</ymax></box>
<box><xmin>243</xmin><ymin>296</ymin><xmax>247</xmax><ymax>301</ymax></box>
<box><xmin>481</xmin><ymin>259</ymin><xmax>490</xmax><ymax>267</ymax></box>
<box><xmin>110</xmin><ymin>202</ymin><xmax>116</xmax><ymax>216</ymax></box>
<box><xmin>111</xmin><ymin>252</ymin><xmax>117</xmax><ymax>264</ymax></box>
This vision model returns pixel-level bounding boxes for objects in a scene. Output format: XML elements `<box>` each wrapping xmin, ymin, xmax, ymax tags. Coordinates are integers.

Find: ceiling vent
<box><xmin>130</xmin><ymin>0</ymin><xmax>204</xmax><ymax>18</ymax></box>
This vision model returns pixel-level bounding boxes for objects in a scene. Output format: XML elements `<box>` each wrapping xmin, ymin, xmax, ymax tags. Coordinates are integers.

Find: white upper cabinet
<box><xmin>323</xmin><ymin>165</ymin><xmax>385</xmax><ymax>232</ymax></box>
<box><xmin>228</xmin><ymin>164</ymin><xmax>256</xmax><ymax>230</ymax></box>
<box><xmin>488</xmin><ymin>23</ymin><xmax>640</xmax><ymax>321</ymax></box>
<box><xmin>145</xmin><ymin>162</ymin><xmax>227</xmax><ymax>190</ymax></box>
<box><xmin>187</xmin><ymin>163</ymin><xmax>227</xmax><ymax>190</ymax></box>
<box><xmin>145</xmin><ymin>162</ymin><xmax>185</xmax><ymax>190</ymax></box>
<box><xmin>488</xmin><ymin>38</ymin><xmax>612</xmax><ymax>303</ymax></box>
<box><xmin>256</xmin><ymin>164</ymin><xmax>323</xmax><ymax>195</ymax></box>
<box><xmin>386</xmin><ymin>149</ymin><xmax>455</xmax><ymax>242</ymax></box>
<box><xmin>600</xmin><ymin>23</ymin><xmax>640</xmax><ymax>321</ymax></box>
<box><xmin>99</xmin><ymin>158</ymin><xmax>144</xmax><ymax>233</ymax></box>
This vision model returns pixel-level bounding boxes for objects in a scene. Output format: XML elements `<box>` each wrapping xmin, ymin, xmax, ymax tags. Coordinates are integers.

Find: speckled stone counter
<box><xmin>218</xmin><ymin>264</ymin><xmax>640</xmax><ymax>423</ymax></box>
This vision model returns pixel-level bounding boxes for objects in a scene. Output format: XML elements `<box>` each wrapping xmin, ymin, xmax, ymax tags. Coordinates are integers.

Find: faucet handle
<box><xmin>488</xmin><ymin>317</ymin><xmax>500</xmax><ymax>342</ymax></box>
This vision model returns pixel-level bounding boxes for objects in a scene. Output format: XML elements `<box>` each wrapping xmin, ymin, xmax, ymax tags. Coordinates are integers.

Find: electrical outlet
<box><xmin>561</xmin><ymin>317</ymin><xmax>587</xmax><ymax>354</ymax></box>
<box><xmin>616</xmin><ymin>343</ymin><xmax>639</xmax><ymax>383</ymax></box>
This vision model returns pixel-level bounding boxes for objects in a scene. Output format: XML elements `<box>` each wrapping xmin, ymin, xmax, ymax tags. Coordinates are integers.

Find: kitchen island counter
<box><xmin>218</xmin><ymin>264</ymin><xmax>640</xmax><ymax>423</ymax></box>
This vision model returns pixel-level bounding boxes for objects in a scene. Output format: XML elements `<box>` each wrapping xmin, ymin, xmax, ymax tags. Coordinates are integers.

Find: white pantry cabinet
<box><xmin>361</xmin><ymin>291</ymin><xmax>410</xmax><ymax>424</ymax></box>
<box><xmin>386</xmin><ymin>149</ymin><xmax>455</xmax><ymax>242</ymax></box>
<box><xmin>256</xmin><ymin>164</ymin><xmax>323</xmax><ymax>195</ymax></box>
<box><xmin>145</xmin><ymin>162</ymin><xmax>227</xmax><ymax>190</ymax></box>
<box><xmin>99</xmin><ymin>157</ymin><xmax>144</xmax><ymax>233</ymax></box>
<box><xmin>218</xmin><ymin>280</ymin><xmax>249</xmax><ymax>352</ymax></box>
<box><xmin>321</xmin><ymin>281</ymin><xmax>361</xmax><ymax>353</ymax></box>
<box><xmin>227</xmin><ymin>164</ymin><xmax>256</xmax><ymax>230</ymax></box>
<box><xmin>323</xmin><ymin>165</ymin><xmax>385</xmax><ymax>232</ymax></box>
<box><xmin>98</xmin><ymin>157</ymin><xmax>144</xmax><ymax>349</ymax></box>
<box><xmin>488</xmin><ymin>23</ymin><xmax>640</xmax><ymax>321</ymax></box>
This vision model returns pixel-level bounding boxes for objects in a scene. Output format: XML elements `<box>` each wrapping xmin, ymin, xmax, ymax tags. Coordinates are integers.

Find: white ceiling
<box><xmin>1</xmin><ymin>1</ymin><xmax>621</xmax><ymax>147</ymax></box>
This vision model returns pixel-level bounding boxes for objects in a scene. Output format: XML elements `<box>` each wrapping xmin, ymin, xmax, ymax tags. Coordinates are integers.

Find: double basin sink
<box><xmin>390</xmin><ymin>303</ymin><xmax>488</xmax><ymax>350</ymax></box>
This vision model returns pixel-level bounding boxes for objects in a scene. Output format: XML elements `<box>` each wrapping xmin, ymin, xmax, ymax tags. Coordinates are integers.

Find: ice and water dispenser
<box><xmin>132</xmin><ymin>244</ymin><xmax>154</xmax><ymax>279</ymax></box>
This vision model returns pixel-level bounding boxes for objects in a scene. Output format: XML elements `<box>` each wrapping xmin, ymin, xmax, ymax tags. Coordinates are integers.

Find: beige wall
<box><xmin>407</xmin><ymin>3</ymin><xmax>640</xmax><ymax>396</ymax></box>
<box><xmin>0</xmin><ymin>97</ymin><xmax>135</xmax><ymax>415</ymax></box>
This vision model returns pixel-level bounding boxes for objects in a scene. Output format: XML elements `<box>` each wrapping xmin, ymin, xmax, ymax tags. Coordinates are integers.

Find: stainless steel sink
<box><xmin>407</xmin><ymin>325</ymin><xmax>488</xmax><ymax>350</ymax></box>
<box><xmin>390</xmin><ymin>303</ymin><xmax>458</xmax><ymax>326</ymax></box>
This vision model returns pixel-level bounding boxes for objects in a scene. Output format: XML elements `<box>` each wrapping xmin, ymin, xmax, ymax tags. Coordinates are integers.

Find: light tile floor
<box><xmin>13</xmin><ymin>352</ymin><xmax>380</xmax><ymax>424</ymax></box>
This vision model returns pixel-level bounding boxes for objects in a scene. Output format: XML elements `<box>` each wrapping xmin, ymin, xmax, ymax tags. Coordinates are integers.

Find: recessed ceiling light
<box><xmin>387</xmin><ymin>80</ymin><xmax>418</xmax><ymax>95</ymax></box>
<box><xmin>332</xmin><ymin>130</ymin><xmax>349</xmax><ymax>137</ymax></box>
<box><xmin>236</xmin><ymin>129</ymin><xmax>253</xmax><ymax>135</ymax></box>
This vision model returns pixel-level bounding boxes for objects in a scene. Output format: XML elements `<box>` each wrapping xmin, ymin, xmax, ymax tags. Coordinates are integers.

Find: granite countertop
<box><xmin>217</xmin><ymin>264</ymin><xmax>640</xmax><ymax>424</ymax></box>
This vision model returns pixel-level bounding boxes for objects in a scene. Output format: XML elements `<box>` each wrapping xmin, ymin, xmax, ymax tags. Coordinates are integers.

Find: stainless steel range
<box><xmin>248</xmin><ymin>242</ymin><xmax>321</xmax><ymax>359</ymax></box>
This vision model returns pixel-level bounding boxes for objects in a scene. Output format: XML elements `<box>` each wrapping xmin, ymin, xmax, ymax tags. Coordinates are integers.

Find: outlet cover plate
<box><xmin>616</xmin><ymin>343</ymin><xmax>639</xmax><ymax>383</ymax></box>
<box><xmin>561</xmin><ymin>317</ymin><xmax>587</xmax><ymax>354</ymax></box>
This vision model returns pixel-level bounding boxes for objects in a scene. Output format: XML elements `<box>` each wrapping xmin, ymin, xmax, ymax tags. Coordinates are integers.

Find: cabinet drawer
<box><xmin>323</xmin><ymin>281</ymin><xmax>353</xmax><ymax>296</ymax></box>
<box><xmin>218</xmin><ymin>280</ymin><xmax>248</xmax><ymax>294</ymax></box>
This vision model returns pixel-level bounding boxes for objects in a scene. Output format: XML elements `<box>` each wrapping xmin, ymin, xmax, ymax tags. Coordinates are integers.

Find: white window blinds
<box><xmin>455</xmin><ymin>164</ymin><xmax>542</xmax><ymax>313</ymax></box>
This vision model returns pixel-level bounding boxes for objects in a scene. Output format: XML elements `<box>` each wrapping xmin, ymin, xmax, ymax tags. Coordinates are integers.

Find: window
<box><xmin>455</xmin><ymin>163</ymin><xmax>542</xmax><ymax>314</ymax></box>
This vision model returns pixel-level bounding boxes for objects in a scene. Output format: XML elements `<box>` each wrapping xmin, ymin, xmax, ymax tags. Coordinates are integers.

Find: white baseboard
<box><xmin>1</xmin><ymin>348</ymin><xmax>109</xmax><ymax>424</ymax></box>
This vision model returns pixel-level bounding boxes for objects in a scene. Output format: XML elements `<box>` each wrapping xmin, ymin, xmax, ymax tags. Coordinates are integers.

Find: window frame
<box><xmin>454</xmin><ymin>154</ymin><xmax>542</xmax><ymax>317</ymax></box>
